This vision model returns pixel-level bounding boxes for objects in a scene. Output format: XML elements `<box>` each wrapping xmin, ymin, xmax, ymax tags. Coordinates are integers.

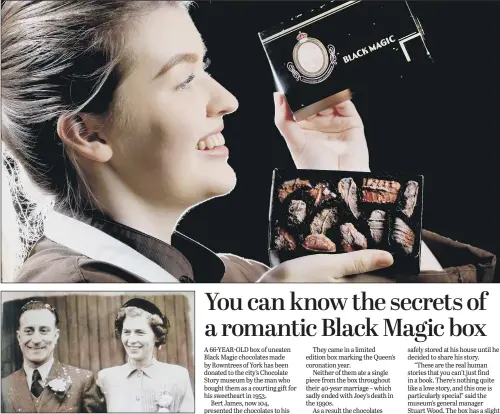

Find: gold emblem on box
<box><xmin>288</xmin><ymin>32</ymin><xmax>337</xmax><ymax>84</ymax></box>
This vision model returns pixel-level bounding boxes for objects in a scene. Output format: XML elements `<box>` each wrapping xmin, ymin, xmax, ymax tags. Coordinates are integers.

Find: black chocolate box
<box><xmin>269</xmin><ymin>169</ymin><xmax>424</xmax><ymax>275</ymax></box>
<box><xmin>258</xmin><ymin>1</ymin><xmax>433</xmax><ymax>120</ymax></box>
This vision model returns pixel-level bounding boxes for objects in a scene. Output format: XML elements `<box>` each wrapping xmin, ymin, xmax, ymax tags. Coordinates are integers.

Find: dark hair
<box><xmin>1</xmin><ymin>0</ymin><xmax>192</xmax><ymax>210</ymax></box>
<box><xmin>115</xmin><ymin>302</ymin><xmax>170</xmax><ymax>347</ymax></box>
<box><xmin>18</xmin><ymin>300</ymin><xmax>60</xmax><ymax>329</ymax></box>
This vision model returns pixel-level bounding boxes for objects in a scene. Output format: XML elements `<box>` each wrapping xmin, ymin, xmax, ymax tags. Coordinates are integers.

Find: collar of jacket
<box><xmin>45</xmin><ymin>209</ymin><xmax>226</xmax><ymax>283</ymax></box>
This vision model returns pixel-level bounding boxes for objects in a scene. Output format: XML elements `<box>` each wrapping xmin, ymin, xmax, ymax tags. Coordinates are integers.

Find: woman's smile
<box><xmin>196</xmin><ymin>126</ymin><xmax>229</xmax><ymax>157</ymax></box>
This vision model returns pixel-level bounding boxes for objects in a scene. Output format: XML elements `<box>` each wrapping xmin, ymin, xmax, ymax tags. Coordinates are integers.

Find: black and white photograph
<box><xmin>1</xmin><ymin>292</ymin><xmax>195</xmax><ymax>413</ymax></box>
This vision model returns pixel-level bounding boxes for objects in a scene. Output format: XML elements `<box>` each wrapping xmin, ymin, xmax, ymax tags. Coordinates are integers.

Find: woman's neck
<box><xmin>128</xmin><ymin>354</ymin><xmax>155</xmax><ymax>370</ymax></box>
<box><xmin>106</xmin><ymin>201</ymin><xmax>183</xmax><ymax>245</ymax></box>
<box><xmin>90</xmin><ymin>185</ymin><xmax>186</xmax><ymax>245</ymax></box>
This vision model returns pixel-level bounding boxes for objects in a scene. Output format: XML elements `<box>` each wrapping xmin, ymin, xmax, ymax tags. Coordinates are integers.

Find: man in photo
<box><xmin>1</xmin><ymin>300</ymin><xmax>106</xmax><ymax>413</ymax></box>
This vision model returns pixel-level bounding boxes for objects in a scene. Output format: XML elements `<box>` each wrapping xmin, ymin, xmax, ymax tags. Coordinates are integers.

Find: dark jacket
<box><xmin>1</xmin><ymin>361</ymin><xmax>106</xmax><ymax>413</ymax></box>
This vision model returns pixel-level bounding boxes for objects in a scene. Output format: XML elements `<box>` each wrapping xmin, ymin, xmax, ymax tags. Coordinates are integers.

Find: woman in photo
<box><xmin>97</xmin><ymin>298</ymin><xmax>194</xmax><ymax>413</ymax></box>
<box><xmin>1</xmin><ymin>1</ymin><xmax>494</xmax><ymax>283</ymax></box>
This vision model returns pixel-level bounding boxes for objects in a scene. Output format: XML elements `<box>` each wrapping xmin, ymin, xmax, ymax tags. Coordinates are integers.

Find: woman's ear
<box><xmin>57</xmin><ymin>113</ymin><xmax>113</xmax><ymax>162</ymax></box>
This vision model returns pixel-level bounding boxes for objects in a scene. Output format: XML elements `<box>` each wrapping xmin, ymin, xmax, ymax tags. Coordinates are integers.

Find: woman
<box><xmin>1</xmin><ymin>1</ymin><xmax>494</xmax><ymax>283</ymax></box>
<box><xmin>97</xmin><ymin>298</ymin><xmax>194</xmax><ymax>412</ymax></box>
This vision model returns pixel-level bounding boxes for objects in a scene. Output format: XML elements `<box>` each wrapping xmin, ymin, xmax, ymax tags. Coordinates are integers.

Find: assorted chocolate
<box><xmin>269</xmin><ymin>169</ymin><xmax>424</xmax><ymax>274</ymax></box>
<box><xmin>338</xmin><ymin>178</ymin><xmax>360</xmax><ymax>218</ymax></box>
<box><xmin>340</xmin><ymin>223</ymin><xmax>368</xmax><ymax>253</ymax></box>
<box><xmin>392</xmin><ymin>217</ymin><xmax>415</xmax><ymax>255</ymax></box>
<box><xmin>368</xmin><ymin>210</ymin><xmax>387</xmax><ymax>243</ymax></box>
<box><xmin>400</xmin><ymin>181</ymin><xmax>419</xmax><ymax>218</ymax></box>
<box><xmin>362</xmin><ymin>178</ymin><xmax>401</xmax><ymax>204</ymax></box>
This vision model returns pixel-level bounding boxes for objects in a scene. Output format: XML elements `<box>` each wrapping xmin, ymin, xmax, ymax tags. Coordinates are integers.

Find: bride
<box><xmin>97</xmin><ymin>299</ymin><xmax>194</xmax><ymax>412</ymax></box>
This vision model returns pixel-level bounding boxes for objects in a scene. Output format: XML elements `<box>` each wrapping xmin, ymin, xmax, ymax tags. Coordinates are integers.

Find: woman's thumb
<box><xmin>333</xmin><ymin>250</ymin><xmax>394</xmax><ymax>277</ymax></box>
<box><xmin>273</xmin><ymin>92</ymin><xmax>303</xmax><ymax>147</ymax></box>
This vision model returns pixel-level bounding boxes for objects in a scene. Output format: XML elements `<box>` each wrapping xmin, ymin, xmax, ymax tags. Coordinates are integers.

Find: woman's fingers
<box><xmin>273</xmin><ymin>92</ymin><xmax>306</xmax><ymax>151</ymax></box>
<box><xmin>298</xmin><ymin>113</ymin><xmax>361</xmax><ymax>133</ymax></box>
<box><xmin>259</xmin><ymin>249</ymin><xmax>394</xmax><ymax>283</ymax></box>
<box><xmin>274</xmin><ymin>91</ymin><xmax>363</xmax><ymax>134</ymax></box>
<box><xmin>330</xmin><ymin>250</ymin><xmax>394</xmax><ymax>277</ymax></box>
<box><xmin>333</xmin><ymin>99</ymin><xmax>359</xmax><ymax>117</ymax></box>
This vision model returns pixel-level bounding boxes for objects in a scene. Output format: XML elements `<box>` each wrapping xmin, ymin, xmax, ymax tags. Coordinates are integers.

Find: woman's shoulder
<box><xmin>15</xmin><ymin>236</ymin><xmax>86</xmax><ymax>282</ymax></box>
<box><xmin>152</xmin><ymin>361</ymin><xmax>190</xmax><ymax>382</ymax></box>
<box><xmin>97</xmin><ymin>364</ymin><xmax>128</xmax><ymax>384</ymax></box>
<box><xmin>14</xmin><ymin>236</ymin><xmax>141</xmax><ymax>283</ymax></box>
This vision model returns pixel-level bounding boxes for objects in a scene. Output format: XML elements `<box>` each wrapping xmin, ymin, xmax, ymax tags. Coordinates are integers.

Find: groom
<box><xmin>1</xmin><ymin>300</ymin><xmax>106</xmax><ymax>413</ymax></box>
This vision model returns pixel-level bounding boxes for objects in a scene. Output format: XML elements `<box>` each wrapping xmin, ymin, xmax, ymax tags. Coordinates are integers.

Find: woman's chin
<box><xmin>206</xmin><ymin>167</ymin><xmax>237</xmax><ymax>197</ymax></box>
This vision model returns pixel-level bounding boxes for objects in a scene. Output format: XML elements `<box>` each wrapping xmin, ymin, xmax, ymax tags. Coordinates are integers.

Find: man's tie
<box><xmin>30</xmin><ymin>369</ymin><xmax>44</xmax><ymax>398</ymax></box>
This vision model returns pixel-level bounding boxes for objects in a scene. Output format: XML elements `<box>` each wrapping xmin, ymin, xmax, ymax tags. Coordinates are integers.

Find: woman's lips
<box><xmin>201</xmin><ymin>145</ymin><xmax>229</xmax><ymax>157</ymax></box>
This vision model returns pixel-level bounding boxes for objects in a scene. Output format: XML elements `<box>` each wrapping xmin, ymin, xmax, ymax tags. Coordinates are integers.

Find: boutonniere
<box><xmin>154</xmin><ymin>389</ymin><xmax>173</xmax><ymax>412</ymax></box>
<box><xmin>47</xmin><ymin>377</ymin><xmax>72</xmax><ymax>396</ymax></box>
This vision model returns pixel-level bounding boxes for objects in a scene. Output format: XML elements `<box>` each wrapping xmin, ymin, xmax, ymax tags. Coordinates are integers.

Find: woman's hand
<box><xmin>268</xmin><ymin>92</ymin><xmax>398</xmax><ymax>283</ymax></box>
<box><xmin>258</xmin><ymin>250</ymin><xmax>394</xmax><ymax>283</ymax></box>
<box><xmin>274</xmin><ymin>91</ymin><xmax>369</xmax><ymax>171</ymax></box>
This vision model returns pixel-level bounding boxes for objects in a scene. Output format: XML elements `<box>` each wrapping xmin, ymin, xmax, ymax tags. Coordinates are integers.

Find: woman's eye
<box><xmin>176</xmin><ymin>74</ymin><xmax>195</xmax><ymax>90</ymax></box>
<box><xmin>175</xmin><ymin>58</ymin><xmax>211</xmax><ymax>90</ymax></box>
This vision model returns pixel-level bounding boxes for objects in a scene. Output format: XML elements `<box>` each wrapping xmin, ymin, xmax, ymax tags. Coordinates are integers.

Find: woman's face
<box><xmin>121</xmin><ymin>314</ymin><xmax>156</xmax><ymax>363</ymax></box>
<box><xmin>102</xmin><ymin>6</ymin><xmax>239</xmax><ymax>208</ymax></box>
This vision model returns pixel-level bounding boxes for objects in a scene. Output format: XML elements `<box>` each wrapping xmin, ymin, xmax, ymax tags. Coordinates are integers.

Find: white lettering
<box><xmin>342</xmin><ymin>34</ymin><xmax>397</xmax><ymax>64</ymax></box>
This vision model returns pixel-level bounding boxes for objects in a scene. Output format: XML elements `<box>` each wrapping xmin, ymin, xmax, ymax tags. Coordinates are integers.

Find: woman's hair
<box><xmin>115</xmin><ymin>306</ymin><xmax>170</xmax><ymax>347</ymax></box>
<box><xmin>1</xmin><ymin>1</ymin><xmax>192</xmax><ymax>279</ymax></box>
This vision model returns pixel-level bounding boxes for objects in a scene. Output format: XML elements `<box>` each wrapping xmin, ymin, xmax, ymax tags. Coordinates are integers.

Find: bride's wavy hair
<box><xmin>115</xmin><ymin>306</ymin><xmax>170</xmax><ymax>348</ymax></box>
<box><xmin>1</xmin><ymin>1</ymin><xmax>193</xmax><ymax>280</ymax></box>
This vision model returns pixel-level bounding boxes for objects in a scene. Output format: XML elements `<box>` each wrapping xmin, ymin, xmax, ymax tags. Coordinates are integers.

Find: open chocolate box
<box><xmin>269</xmin><ymin>169</ymin><xmax>424</xmax><ymax>275</ymax></box>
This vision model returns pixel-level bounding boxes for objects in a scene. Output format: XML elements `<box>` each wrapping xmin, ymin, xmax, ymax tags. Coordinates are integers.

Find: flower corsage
<box><xmin>154</xmin><ymin>390</ymin><xmax>173</xmax><ymax>412</ymax></box>
<box><xmin>47</xmin><ymin>377</ymin><xmax>72</xmax><ymax>397</ymax></box>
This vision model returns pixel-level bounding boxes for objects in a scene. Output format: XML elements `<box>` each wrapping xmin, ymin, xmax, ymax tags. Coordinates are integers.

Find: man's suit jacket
<box><xmin>1</xmin><ymin>361</ymin><xmax>106</xmax><ymax>413</ymax></box>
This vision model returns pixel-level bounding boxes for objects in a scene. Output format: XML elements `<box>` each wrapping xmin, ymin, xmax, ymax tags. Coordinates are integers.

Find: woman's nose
<box><xmin>207</xmin><ymin>79</ymin><xmax>239</xmax><ymax>118</ymax></box>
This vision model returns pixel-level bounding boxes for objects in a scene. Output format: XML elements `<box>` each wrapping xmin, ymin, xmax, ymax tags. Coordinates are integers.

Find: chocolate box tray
<box><xmin>268</xmin><ymin>169</ymin><xmax>424</xmax><ymax>275</ymax></box>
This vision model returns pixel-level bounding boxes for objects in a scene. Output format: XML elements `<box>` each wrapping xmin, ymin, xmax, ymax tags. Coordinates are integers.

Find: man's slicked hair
<box><xmin>18</xmin><ymin>300</ymin><xmax>60</xmax><ymax>329</ymax></box>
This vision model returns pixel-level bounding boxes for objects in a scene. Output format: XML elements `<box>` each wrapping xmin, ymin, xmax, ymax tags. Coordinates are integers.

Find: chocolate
<box><xmin>274</xmin><ymin>228</ymin><xmax>296</xmax><ymax>251</ymax></box>
<box><xmin>278</xmin><ymin>179</ymin><xmax>312</xmax><ymax>202</ymax></box>
<box><xmin>269</xmin><ymin>169</ymin><xmax>423</xmax><ymax>274</ymax></box>
<box><xmin>340</xmin><ymin>223</ymin><xmax>367</xmax><ymax>252</ymax></box>
<box><xmin>392</xmin><ymin>218</ymin><xmax>414</xmax><ymax>255</ymax></box>
<box><xmin>362</xmin><ymin>178</ymin><xmax>401</xmax><ymax>204</ymax></box>
<box><xmin>287</xmin><ymin>200</ymin><xmax>307</xmax><ymax>226</ymax></box>
<box><xmin>303</xmin><ymin>234</ymin><xmax>336</xmax><ymax>252</ymax></box>
<box><xmin>401</xmin><ymin>181</ymin><xmax>419</xmax><ymax>218</ymax></box>
<box><xmin>338</xmin><ymin>177</ymin><xmax>360</xmax><ymax>218</ymax></box>
<box><xmin>310</xmin><ymin>207</ymin><xmax>339</xmax><ymax>235</ymax></box>
<box><xmin>308</xmin><ymin>182</ymin><xmax>336</xmax><ymax>207</ymax></box>
<box><xmin>368</xmin><ymin>210</ymin><xmax>386</xmax><ymax>243</ymax></box>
